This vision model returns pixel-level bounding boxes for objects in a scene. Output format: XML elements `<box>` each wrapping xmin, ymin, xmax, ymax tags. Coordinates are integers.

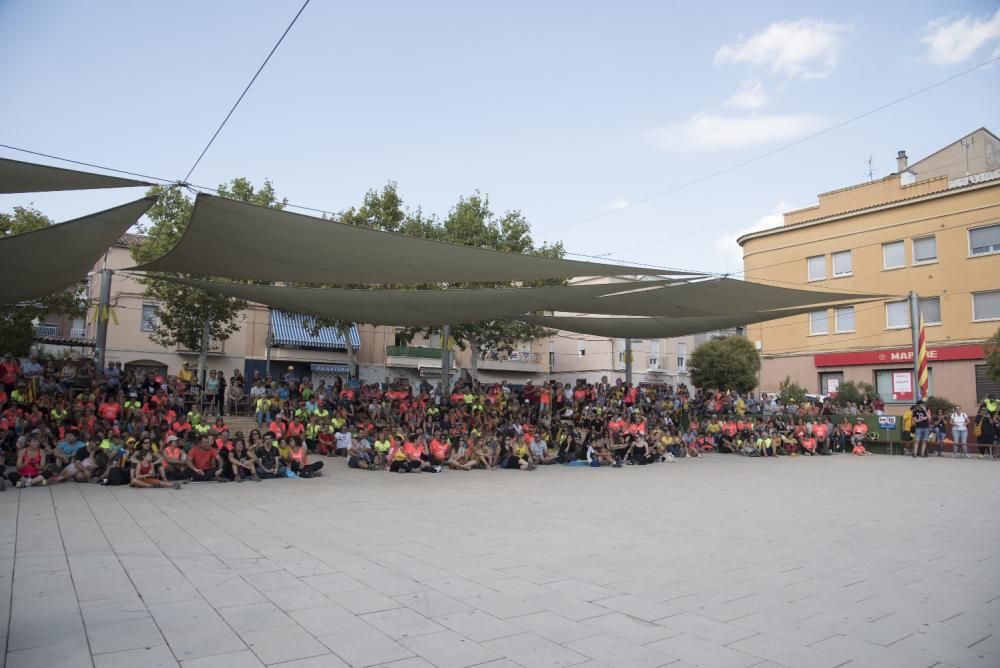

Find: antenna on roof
<box><xmin>866</xmin><ymin>154</ymin><xmax>874</xmax><ymax>181</ymax></box>
<box><xmin>960</xmin><ymin>136</ymin><xmax>975</xmax><ymax>175</ymax></box>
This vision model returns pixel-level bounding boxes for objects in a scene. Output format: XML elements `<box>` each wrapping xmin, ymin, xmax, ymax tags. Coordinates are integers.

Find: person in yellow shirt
<box><xmin>178</xmin><ymin>362</ymin><xmax>194</xmax><ymax>384</ymax></box>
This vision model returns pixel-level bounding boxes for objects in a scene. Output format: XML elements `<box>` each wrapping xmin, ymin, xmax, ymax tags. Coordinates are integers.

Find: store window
<box><xmin>141</xmin><ymin>304</ymin><xmax>159</xmax><ymax>332</ymax></box>
<box><xmin>819</xmin><ymin>371</ymin><xmax>844</xmax><ymax>396</ymax></box>
<box><xmin>883</xmin><ymin>241</ymin><xmax>905</xmax><ymax>269</ymax></box>
<box><xmin>832</xmin><ymin>250</ymin><xmax>852</xmax><ymax>277</ymax></box>
<box><xmin>807</xmin><ymin>255</ymin><xmax>826</xmax><ymax>281</ymax></box>
<box><xmin>875</xmin><ymin>369</ymin><xmax>933</xmax><ymax>404</ymax></box>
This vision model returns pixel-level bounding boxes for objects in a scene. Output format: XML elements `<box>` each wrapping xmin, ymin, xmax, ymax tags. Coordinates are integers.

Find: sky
<box><xmin>1</xmin><ymin>0</ymin><xmax>999</xmax><ymax>278</ymax></box>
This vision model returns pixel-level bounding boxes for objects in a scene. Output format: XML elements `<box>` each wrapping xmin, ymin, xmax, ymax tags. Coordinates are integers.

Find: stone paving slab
<box><xmin>1</xmin><ymin>454</ymin><xmax>998</xmax><ymax>667</ymax></box>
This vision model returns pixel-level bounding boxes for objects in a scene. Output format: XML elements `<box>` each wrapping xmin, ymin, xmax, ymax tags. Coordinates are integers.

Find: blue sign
<box><xmin>877</xmin><ymin>415</ymin><xmax>897</xmax><ymax>429</ymax></box>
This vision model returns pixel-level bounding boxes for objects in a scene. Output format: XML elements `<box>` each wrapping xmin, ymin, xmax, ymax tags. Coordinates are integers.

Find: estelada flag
<box><xmin>917</xmin><ymin>313</ymin><xmax>929</xmax><ymax>398</ymax></box>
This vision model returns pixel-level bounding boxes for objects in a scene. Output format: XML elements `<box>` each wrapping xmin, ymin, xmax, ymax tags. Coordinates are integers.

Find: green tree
<box><xmin>689</xmin><ymin>336</ymin><xmax>760</xmax><ymax>393</ymax></box>
<box><xmin>393</xmin><ymin>192</ymin><xmax>560</xmax><ymax>381</ymax></box>
<box><xmin>778</xmin><ymin>376</ymin><xmax>807</xmax><ymax>405</ymax></box>
<box><xmin>831</xmin><ymin>380</ymin><xmax>876</xmax><ymax>408</ymax></box>
<box><xmin>131</xmin><ymin>178</ymin><xmax>287</xmax><ymax>382</ymax></box>
<box><xmin>0</xmin><ymin>207</ymin><xmax>88</xmax><ymax>356</ymax></box>
<box><xmin>986</xmin><ymin>327</ymin><xmax>1000</xmax><ymax>382</ymax></box>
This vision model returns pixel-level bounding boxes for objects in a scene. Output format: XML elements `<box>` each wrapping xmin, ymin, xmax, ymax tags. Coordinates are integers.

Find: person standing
<box><xmin>911</xmin><ymin>400</ymin><xmax>930</xmax><ymax>458</ymax></box>
<box><xmin>950</xmin><ymin>405</ymin><xmax>969</xmax><ymax>458</ymax></box>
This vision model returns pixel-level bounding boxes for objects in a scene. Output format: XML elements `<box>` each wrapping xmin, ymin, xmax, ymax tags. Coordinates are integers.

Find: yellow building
<box><xmin>739</xmin><ymin>128</ymin><xmax>1000</xmax><ymax>413</ymax></box>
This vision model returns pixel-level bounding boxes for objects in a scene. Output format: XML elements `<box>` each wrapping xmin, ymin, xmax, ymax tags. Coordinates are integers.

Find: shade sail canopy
<box><xmin>518</xmin><ymin>304</ymin><xmax>869</xmax><ymax>339</ymax></box>
<box><xmin>0</xmin><ymin>157</ymin><xmax>151</xmax><ymax>193</ymax></box>
<box><xmin>151</xmin><ymin>276</ymin><xmax>680</xmax><ymax>326</ymax></box>
<box><xmin>270</xmin><ymin>310</ymin><xmax>360</xmax><ymax>350</ymax></box>
<box><xmin>135</xmin><ymin>194</ymin><xmax>698</xmax><ymax>284</ymax></box>
<box><xmin>0</xmin><ymin>197</ymin><xmax>156</xmax><ymax>306</ymax></box>
<box><xmin>586</xmin><ymin>277</ymin><xmax>884</xmax><ymax>317</ymax></box>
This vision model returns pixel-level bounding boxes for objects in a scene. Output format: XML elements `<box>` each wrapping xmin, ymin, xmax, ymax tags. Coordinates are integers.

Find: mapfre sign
<box><xmin>815</xmin><ymin>344</ymin><xmax>985</xmax><ymax>368</ymax></box>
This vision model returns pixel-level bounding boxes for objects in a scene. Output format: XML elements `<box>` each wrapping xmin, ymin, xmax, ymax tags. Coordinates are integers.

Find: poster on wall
<box><xmin>891</xmin><ymin>371</ymin><xmax>913</xmax><ymax>401</ymax></box>
<box><xmin>827</xmin><ymin>378</ymin><xmax>840</xmax><ymax>395</ymax></box>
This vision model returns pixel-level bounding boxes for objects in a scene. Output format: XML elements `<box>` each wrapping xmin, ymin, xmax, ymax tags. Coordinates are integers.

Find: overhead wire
<box><xmin>534</xmin><ymin>54</ymin><xmax>1000</xmax><ymax>238</ymax></box>
<box><xmin>182</xmin><ymin>0</ymin><xmax>311</xmax><ymax>183</ymax></box>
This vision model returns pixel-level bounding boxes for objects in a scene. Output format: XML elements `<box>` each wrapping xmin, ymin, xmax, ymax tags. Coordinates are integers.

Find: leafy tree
<box><xmin>831</xmin><ymin>380</ymin><xmax>876</xmax><ymax>408</ymax></box>
<box><xmin>925</xmin><ymin>395</ymin><xmax>956</xmax><ymax>415</ymax></box>
<box><xmin>986</xmin><ymin>327</ymin><xmax>1000</xmax><ymax>382</ymax></box>
<box><xmin>778</xmin><ymin>376</ymin><xmax>807</xmax><ymax>405</ymax></box>
<box><xmin>393</xmin><ymin>192</ymin><xmax>560</xmax><ymax>381</ymax></box>
<box><xmin>689</xmin><ymin>336</ymin><xmax>760</xmax><ymax>393</ymax></box>
<box><xmin>0</xmin><ymin>207</ymin><xmax>88</xmax><ymax>356</ymax></box>
<box><xmin>131</xmin><ymin>178</ymin><xmax>286</xmax><ymax>382</ymax></box>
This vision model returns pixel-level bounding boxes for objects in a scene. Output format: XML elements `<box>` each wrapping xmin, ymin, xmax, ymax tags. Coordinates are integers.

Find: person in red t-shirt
<box><xmin>186</xmin><ymin>436</ymin><xmax>223</xmax><ymax>482</ymax></box>
<box><xmin>428</xmin><ymin>433</ymin><xmax>450</xmax><ymax>465</ymax></box>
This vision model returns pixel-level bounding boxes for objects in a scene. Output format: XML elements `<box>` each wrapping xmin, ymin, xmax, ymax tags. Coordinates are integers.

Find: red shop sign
<box><xmin>814</xmin><ymin>344</ymin><xmax>984</xmax><ymax>368</ymax></box>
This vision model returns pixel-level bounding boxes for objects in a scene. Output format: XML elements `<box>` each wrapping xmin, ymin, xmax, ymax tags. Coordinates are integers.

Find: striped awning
<box><xmin>270</xmin><ymin>310</ymin><xmax>360</xmax><ymax>350</ymax></box>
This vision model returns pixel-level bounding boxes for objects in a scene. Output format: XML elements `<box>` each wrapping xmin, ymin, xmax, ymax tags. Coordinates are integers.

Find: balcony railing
<box><xmin>482</xmin><ymin>351</ymin><xmax>541</xmax><ymax>363</ymax></box>
<box><xmin>33</xmin><ymin>324</ymin><xmax>57</xmax><ymax>336</ymax></box>
<box><xmin>386</xmin><ymin>346</ymin><xmax>443</xmax><ymax>359</ymax></box>
<box><xmin>70</xmin><ymin>327</ymin><xmax>87</xmax><ymax>339</ymax></box>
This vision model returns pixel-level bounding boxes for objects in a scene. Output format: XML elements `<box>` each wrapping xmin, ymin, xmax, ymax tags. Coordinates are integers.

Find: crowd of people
<box><xmin>2</xmin><ymin>353</ymin><xmax>999</xmax><ymax>490</ymax></box>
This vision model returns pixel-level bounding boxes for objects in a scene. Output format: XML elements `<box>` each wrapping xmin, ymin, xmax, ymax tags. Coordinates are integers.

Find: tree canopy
<box><xmin>689</xmin><ymin>335</ymin><xmax>760</xmax><ymax>393</ymax></box>
<box><xmin>986</xmin><ymin>327</ymin><xmax>1000</xmax><ymax>383</ymax></box>
<box><xmin>131</xmin><ymin>178</ymin><xmax>286</xmax><ymax>352</ymax></box>
<box><xmin>0</xmin><ymin>206</ymin><xmax>88</xmax><ymax>356</ymax></box>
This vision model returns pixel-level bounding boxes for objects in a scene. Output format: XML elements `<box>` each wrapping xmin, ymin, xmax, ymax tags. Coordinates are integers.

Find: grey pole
<box><xmin>265</xmin><ymin>307</ymin><xmax>272</xmax><ymax>377</ymax></box>
<box><xmin>93</xmin><ymin>267</ymin><xmax>113</xmax><ymax>370</ymax></box>
<box><xmin>441</xmin><ymin>324</ymin><xmax>452</xmax><ymax>396</ymax></box>
<box><xmin>197</xmin><ymin>320</ymin><xmax>210</xmax><ymax>388</ymax></box>
<box><xmin>625</xmin><ymin>337</ymin><xmax>633</xmax><ymax>386</ymax></box>
<box><xmin>908</xmin><ymin>291</ymin><xmax>921</xmax><ymax>401</ymax></box>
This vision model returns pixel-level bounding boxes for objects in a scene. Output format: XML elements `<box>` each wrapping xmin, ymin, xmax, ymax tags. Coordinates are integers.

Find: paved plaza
<box><xmin>1</xmin><ymin>455</ymin><xmax>998</xmax><ymax>668</ymax></box>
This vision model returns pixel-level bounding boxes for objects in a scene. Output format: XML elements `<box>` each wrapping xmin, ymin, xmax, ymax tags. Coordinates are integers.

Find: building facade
<box><xmin>739</xmin><ymin>128</ymin><xmax>1000</xmax><ymax>413</ymax></box>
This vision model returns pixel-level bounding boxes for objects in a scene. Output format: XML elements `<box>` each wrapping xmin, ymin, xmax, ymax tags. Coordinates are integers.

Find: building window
<box><xmin>912</xmin><ymin>236</ymin><xmax>937</xmax><ymax>264</ymax></box>
<box><xmin>807</xmin><ymin>255</ymin><xmax>826</xmax><ymax>281</ymax></box>
<box><xmin>973</xmin><ymin>290</ymin><xmax>1000</xmax><ymax>321</ymax></box>
<box><xmin>921</xmin><ymin>297</ymin><xmax>942</xmax><ymax>325</ymax></box>
<box><xmin>834</xmin><ymin>306</ymin><xmax>855</xmax><ymax>333</ymax></box>
<box><xmin>548</xmin><ymin>351</ymin><xmax>555</xmax><ymax>367</ymax></box>
<box><xmin>969</xmin><ymin>224</ymin><xmax>1000</xmax><ymax>257</ymax></box>
<box><xmin>883</xmin><ymin>241</ymin><xmax>905</xmax><ymax>269</ymax></box>
<box><xmin>809</xmin><ymin>310</ymin><xmax>829</xmax><ymax>335</ymax></box>
<box><xmin>578</xmin><ymin>339</ymin><xmax>586</xmax><ymax>357</ymax></box>
<box><xmin>141</xmin><ymin>304</ymin><xmax>159</xmax><ymax>332</ymax></box>
<box><xmin>677</xmin><ymin>343</ymin><xmax>686</xmax><ymax>370</ymax></box>
<box><xmin>886</xmin><ymin>297</ymin><xmax>943</xmax><ymax>328</ymax></box>
<box><xmin>832</xmin><ymin>250</ymin><xmax>852</xmax><ymax>277</ymax></box>
<box><xmin>649</xmin><ymin>341</ymin><xmax>658</xmax><ymax>367</ymax></box>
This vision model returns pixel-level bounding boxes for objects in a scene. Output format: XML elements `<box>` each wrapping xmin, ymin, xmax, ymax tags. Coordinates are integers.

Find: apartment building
<box><xmin>739</xmin><ymin>128</ymin><xmax>1000</xmax><ymax>413</ymax></box>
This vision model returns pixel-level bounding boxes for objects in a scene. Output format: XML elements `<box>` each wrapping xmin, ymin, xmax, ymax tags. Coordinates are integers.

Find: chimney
<box><xmin>896</xmin><ymin>150</ymin><xmax>908</xmax><ymax>173</ymax></box>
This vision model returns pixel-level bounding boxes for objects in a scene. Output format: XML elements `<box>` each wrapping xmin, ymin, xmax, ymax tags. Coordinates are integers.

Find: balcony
<box><xmin>478</xmin><ymin>350</ymin><xmax>545</xmax><ymax>373</ymax></box>
<box><xmin>70</xmin><ymin>327</ymin><xmax>87</xmax><ymax>339</ymax></box>
<box><xmin>385</xmin><ymin>346</ymin><xmax>451</xmax><ymax>370</ymax></box>
<box><xmin>33</xmin><ymin>324</ymin><xmax>57</xmax><ymax>336</ymax></box>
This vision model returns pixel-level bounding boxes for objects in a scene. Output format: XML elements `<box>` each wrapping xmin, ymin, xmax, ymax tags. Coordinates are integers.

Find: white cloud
<box><xmin>608</xmin><ymin>198</ymin><xmax>631</xmax><ymax>210</ymax></box>
<box><xmin>922</xmin><ymin>9</ymin><xmax>1000</xmax><ymax>65</ymax></box>
<box><xmin>715</xmin><ymin>19</ymin><xmax>849</xmax><ymax>80</ymax></box>
<box><xmin>725</xmin><ymin>79</ymin><xmax>768</xmax><ymax>109</ymax></box>
<box><xmin>715</xmin><ymin>203</ymin><xmax>788</xmax><ymax>270</ymax></box>
<box><xmin>650</xmin><ymin>112</ymin><xmax>825</xmax><ymax>153</ymax></box>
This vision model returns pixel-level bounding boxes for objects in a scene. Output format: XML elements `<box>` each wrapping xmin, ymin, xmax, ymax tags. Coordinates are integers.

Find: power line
<box><xmin>0</xmin><ymin>143</ymin><xmax>174</xmax><ymax>184</ymax></box>
<box><xmin>182</xmin><ymin>0</ymin><xmax>311</xmax><ymax>183</ymax></box>
<box><xmin>535</xmin><ymin>54</ymin><xmax>1000</xmax><ymax>238</ymax></box>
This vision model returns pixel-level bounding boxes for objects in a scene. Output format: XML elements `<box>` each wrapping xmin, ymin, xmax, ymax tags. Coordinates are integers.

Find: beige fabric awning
<box><xmin>134</xmin><ymin>194</ymin><xmax>699</xmax><ymax>284</ymax></box>
<box><xmin>518</xmin><ymin>304</ymin><xmax>869</xmax><ymax>338</ymax></box>
<box><xmin>0</xmin><ymin>157</ymin><xmax>151</xmax><ymax>193</ymax></box>
<box><xmin>150</xmin><ymin>276</ymin><xmax>680</xmax><ymax>326</ymax></box>
<box><xmin>0</xmin><ymin>197</ymin><xmax>156</xmax><ymax>305</ymax></box>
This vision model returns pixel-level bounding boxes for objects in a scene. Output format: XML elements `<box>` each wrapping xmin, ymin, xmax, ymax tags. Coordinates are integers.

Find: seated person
<box><xmin>161</xmin><ymin>434</ymin><xmax>189</xmax><ymax>480</ymax></box>
<box><xmin>186</xmin><ymin>436</ymin><xmax>223</xmax><ymax>482</ymax></box>
<box><xmin>347</xmin><ymin>437</ymin><xmax>373</xmax><ymax>470</ymax></box>
<box><xmin>131</xmin><ymin>451</ymin><xmax>181</xmax><ymax>489</ymax></box>
<box><xmin>254</xmin><ymin>437</ymin><xmax>283</xmax><ymax>478</ymax></box>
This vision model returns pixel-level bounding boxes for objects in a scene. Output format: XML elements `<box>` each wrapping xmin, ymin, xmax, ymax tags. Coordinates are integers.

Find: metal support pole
<box><xmin>94</xmin><ymin>268</ymin><xmax>113</xmax><ymax>370</ymax></box>
<box><xmin>197</xmin><ymin>320</ymin><xmax>210</xmax><ymax>388</ymax></box>
<box><xmin>908</xmin><ymin>291</ymin><xmax>921</xmax><ymax>401</ymax></box>
<box><xmin>625</xmin><ymin>337</ymin><xmax>633</xmax><ymax>386</ymax></box>
<box><xmin>265</xmin><ymin>307</ymin><xmax>272</xmax><ymax>378</ymax></box>
<box><xmin>441</xmin><ymin>324</ymin><xmax>452</xmax><ymax>396</ymax></box>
